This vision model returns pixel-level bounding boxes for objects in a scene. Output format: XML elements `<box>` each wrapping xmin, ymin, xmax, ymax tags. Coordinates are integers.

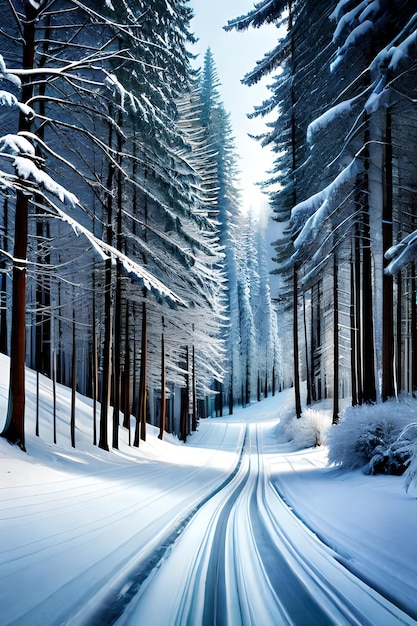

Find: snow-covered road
<box><xmin>114</xmin><ymin>420</ymin><xmax>416</xmax><ymax>626</ymax></box>
<box><xmin>1</xmin><ymin>357</ymin><xmax>417</xmax><ymax>626</ymax></box>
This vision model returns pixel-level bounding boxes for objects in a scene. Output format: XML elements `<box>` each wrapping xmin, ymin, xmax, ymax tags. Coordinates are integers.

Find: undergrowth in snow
<box><xmin>279</xmin><ymin>394</ymin><xmax>417</xmax><ymax>490</ymax></box>
<box><xmin>282</xmin><ymin>406</ymin><xmax>333</xmax><ymax>448</ymax></box>
<box><xmin>326</xmin><ymin>398</ymin><xmax>417</xmax><ymax>486</ymax></box>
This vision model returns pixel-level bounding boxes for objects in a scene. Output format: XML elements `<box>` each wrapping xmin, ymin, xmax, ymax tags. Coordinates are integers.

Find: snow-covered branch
<box><xmin>385</xmin><ymin>230</ymin><xmax>417</xmax><ymax>275</ymax></box>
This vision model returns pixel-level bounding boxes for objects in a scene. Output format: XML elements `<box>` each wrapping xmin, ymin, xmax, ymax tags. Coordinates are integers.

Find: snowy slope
<box><xmin>0</xmin><ymin>353</ymin><xmax>416</xmax><ymax>625</ymax></box>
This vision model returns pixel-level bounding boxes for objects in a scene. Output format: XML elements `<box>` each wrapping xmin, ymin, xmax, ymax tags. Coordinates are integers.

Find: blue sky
<box><xmin>188</xmin><ymin>0</ymin><xmax>279</xmax><ymax>214</ymax></box>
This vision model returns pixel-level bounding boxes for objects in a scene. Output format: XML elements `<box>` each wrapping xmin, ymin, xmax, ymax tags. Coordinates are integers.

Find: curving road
<box><xmin>113</xmin><ymin>421</ymin><xmax>416</xmax><ymax>626</ymax></box>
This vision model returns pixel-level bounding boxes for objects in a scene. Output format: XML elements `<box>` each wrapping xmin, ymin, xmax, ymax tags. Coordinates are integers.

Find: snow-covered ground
<box><xmin>1</xmin><ymin>352</ymin><xmax>416</xmax><ymax>625</ymax></box>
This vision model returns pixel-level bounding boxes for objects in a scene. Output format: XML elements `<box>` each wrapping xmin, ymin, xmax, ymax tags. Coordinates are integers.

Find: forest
<box><xmin>1</xmin><ymin>0</ymin><xmax>417</xmax><ymax>477</ymax></box>
<box><xmin>0</xmin><ymin>0</ymin><xmax>280</xmax><ymax>452</ymax></box>
<box><xmin>227</xmin><ymin>1</ymin><xmax>417</xmax><ymax>423</ymax></box>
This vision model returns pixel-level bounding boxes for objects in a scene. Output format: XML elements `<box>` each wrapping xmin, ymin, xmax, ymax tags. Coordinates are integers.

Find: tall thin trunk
<box><xmin>52</xmin><ymin>346</ymin><xmax>57</xmax><ymax>445</ymax></box>
<box><xmin>303</xmin><ymin>291</ymin><xmax>312</xmax><ymax>405</ymax></box>
<box><xmin>112</xmin><ymin>260</ymin><xmax>122</xmax><ymax>449</ymax></box>
<box><xmin>228</xmin><ymin>361</ymin><xmax>234</xmax><ymax>415</ymax></box>
<box><xmin>397</xmin><ymin>273</ymin><xmax>402</xmax><ymax>392</ymax></box>
<box><xmin>293</xmin><ymin>265</ymin><xmax>302</xmax><ymax>418</ymax></box>
<box><xmin>0</xmin><ymin>198</ymin><xmax>8</xmax><ymax>354</ymax></box>
<box><xmin>361</xmin><ymin>125</ymin><xmax>376</xmax><ymax>404</ymax></box>
<box><xmin>412</xmin><ymin>265</ymin><xmax>417</xmax><ymax>395</ymax></box>
<box><xmin>36</xmin><ymin>369</ymin><xmax>40</xmax><ymax>437</ymax></box>
<box><xmin>159</xmin><ymin>319</ymin><xmax>166</xmax><ymax>440</ymax></box>
<box><xmin>92</xmin><ymin>327</ymin><xmax>98</xmax><ymax>446</ymax></box>
<box><xmin>123</xmin><ymin>302</ymin><xmax>131</xmax><ymax>432</ymax></box>
<box><xmin>98</xmin><ymin>121</ymin><xmax>115</xmax><ymax>452</ymax></box>
<box><xmin>192</xmin><ymin>344</ymin><xmax>197</xmax><ymax>431</ymax></box>
<box><xmin>350</xmin><ymin>255</ymin><xmax>358</xmax><ymax>405</ymax></box>
<box><xmin>355</xmin><ymin>223</ymin><xmax>363</xmax><ymax>404</ymax></box>
<box><xmin>333</xmin><ymin>255</ymin><xmax>340</xmax><ymax>424</ymax></box>
<box><xmin>123</xmin><ymin>304</ymin><xmax>131</xmax><ymax>431</ymax></box>
<box><xmin>180</xmin><ymin>345</ymin><xmax>189</xmax><ymax>443</ymax></box>
<box><xmin>245</xmin><ymin>360</ymin><xmax>250</xmax><ymax>406</ymax></box>
<box><xmin>382</xmin><ymin>109</ymin><xmax>395</xmax><ymax>400</ymax></box>
<box><xmin>112</xmin><ymin>119</ymin><xmax>124</xmax><ymax>448</ymax></box>
<box><xmin>71</xmin><ymin>307</ymin><xmax>76</xmax><ymax>449</ymax></box>
<box><xmin>135</xmin><ymin>301</ymin><xmax>147</xmax><ymax>445</ymax></box>
<box><xmin>1</xmin><ymin>8</ymin><xmax>36</xmax><ymax>450</ymax></box>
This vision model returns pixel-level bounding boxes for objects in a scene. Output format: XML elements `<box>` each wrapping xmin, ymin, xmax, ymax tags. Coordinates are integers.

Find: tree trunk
<box><xmin>1</xmin><ymin>7</ymin><xmax>37</xmax><ymax>450</ymax></box>
<box><xmin>361</xmin><ymin>128</ymin><xmax>376</xmax><ymax>404</ymax></box>
<box><xmin>71</xmin><ymin>307</ymin><xmax>76</xmax><ymax>449</ymax></box>
<box><xmin>180</xmin><ymin>346</ymin><xmax>189</xmax><ymax>443</ymax></box>
<box><xmin>98</xmin><ymin>120</ymin><xmax>115</xmax><ymax>452</ymax></box>
<box><xmin>382</xmin><ymin>109</ymin><xmax>395</xmax><ymax>401</ymax></box>
<box><xmin>412</xmin><ymin>265</ymin><xmax>417</xmax><ymax>395</ymax></box>
<box><xmin>333</xmin><ymin>255</ymin><xmax>340</xmax><ymax>424</ymax></box>
<box><xmin>112</xmin><ymin>260</ymin><xmax>122</xmax><ymax>448</ymax></box>
<box><xmin>303</xmin><ymin>291</ymin><xmax>312</xmax><ymax>405</ymax></box>
<box><xmin>158</xmin><ymin>321</ymin><xmax>166</xmax><ymax>440</ymax></box>
<box><xmin>355</xmin><ymin>223</ymin><xmax>363</xmax><ymax>404</ymax></box>
<box><xmin>123</xmin><ymin>304</ymin><xmax>131</xmax><ymax>434</ymax></box>
<box><xmin>350</xmin><ymin>255</ymin><xmax>358</xmax><ymax>406</ymax></box>
<box><xmin>192</xmin><ymin>344</ymin><xmax>197</xmax><ymax>431</ymax></box>
<box><xmin>0</xmin><ymin>199</ymin><xmax>8</xmax><ymax>354</ymax></box>
<box><xmin>293</xmin><ymin>265</ymin><xmax>302</xmax><ymax>418</ymax></box>
<box><xmin>396</xmin><ymin>273</ymin><xmax>402</xmax><ymax>393</ymax></box>
<box><xmin>135</xmin><ymin>301</ymin><xmax>147</xmax><ymax>444</ymax></box>
<box><xmin>112</xmin><ymin>113</ymin><xmax>124</xmax><ymax>449</ymax></box>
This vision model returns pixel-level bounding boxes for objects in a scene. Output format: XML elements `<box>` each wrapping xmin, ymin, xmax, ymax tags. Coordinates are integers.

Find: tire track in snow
<box><xmin>69</xmin><ymin>426</ymin><xmax>248</xmax><ymax>626</ymax></box>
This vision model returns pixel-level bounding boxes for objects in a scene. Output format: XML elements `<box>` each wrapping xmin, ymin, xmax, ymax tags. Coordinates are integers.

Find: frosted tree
<box><xmin>228</xmin><ymin>0</ymin><xmax>417</xmax><ymax>420</ymax></box>
<box><xmin>198</xmin><ymin>49</ymin><xmax>244</xmax><ymax>411</ymax></box>
<box><xmin>0</xmin><ymin>1</ymin><xmax>192</xmax><ymax>450</ymax></box>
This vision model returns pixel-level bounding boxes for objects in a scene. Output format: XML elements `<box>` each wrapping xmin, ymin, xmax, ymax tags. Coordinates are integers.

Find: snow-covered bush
<box><xmin>283</xmin><ymin>408</ymin><xmax>333</xmax><ymax>449</ymax></box>
<box><xmin>326</xmin><ymin>398</ymin><xmax>417</xmax><ymax>476</ymax></box>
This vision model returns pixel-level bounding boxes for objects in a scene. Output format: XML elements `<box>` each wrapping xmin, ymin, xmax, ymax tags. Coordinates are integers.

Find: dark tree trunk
<box><xmin>1</xmin><ymin>7</ymin><xmax>37</xmax><ymax>450</ymax></box>
<box><xmin>180</xmin><ymin>347</ymin><xmax>190</xmax><ymax>442</ymax></box>
<box><xmin>303</xmin><ymin>291</ymin><xmax>312</xmax><ymax>406</ymax></box>
<box><xmin>355</xmin><ymin>223</ymin><xmax>363</xmax><ymax>404</ymax></box>
<box><xmin>135</xmin><ymin>301</ymin><xmax>147</xmax><ymax>445</ymax></box>
<box><xmin>112</xmin><ymin>114</ymin><xmax>124</xmax><ymax>450</ymax></box>
<box><xmin>350</xmin><ymin>255</ymin><xmax>358</xmax><ymax>406</ymax></box>
<box><xmin>158</xmin><ymin>321</ymin><xmax>166</xmax><ymax>440</ymax></box>
<box><xmin>228</xmin><ymin>362</ymin><xmax>234</xmax><ymax>415</ymax></box>
<box><xmin>98</xmin><ymin>121</ymin><xmax>115</xmax><ymax>452</ymax></box>
<box><xmin>362</xmin><ymin>226</ymin><xmax>376</xmax><ymax>403</ymax></box>
<box><xmin>412</xmin><ymin>266</ymin><xmax>417</xmax><ymax>395</ymax></box>
<box><xmin>192</xmin><ymin>344</ymin><xmax>197</xmax><ymax>431</ymax></box>
<box><xmin>293</xmin><ymin>265</ymin><xmax>302</xmax><ymax>418</ymax></box>
<box><xmin>52</xmin><ymin>344</ymin><xmax>57</xmax><ymax>445</ymax></box>
<box><xmin>122</xmin><ymin>304</ymin><xmax>131</xmax><ymax>437</ymax></box>
<box><xmin>245</xmin><ymin>361</ymin><xmax>250</xmax><ymax>406</ymax></box>
<box><xmin>112</xmin><ymin>260</ymin><xmax>122</xmax><ymax>449</ymax></box>
<box><xmin>0</xmin><ymin>198</ymin><xmax>8</xmax><ymax>354</ymax></box>
<box><xmin>397</xmin><ymin>273</ymin><xmax>402</xmax><ymax>393</ymax></box>
<box><xmin>92</xmin><ymin>326</ymin><xmax>98</xmax><ymax>446</ymax></box>
<box><xmin>71</xmin><ymin>307</ymin><xmax>76</xmax><ymax>449</ymax></box>
<box><xmin>333</xmin><ymin>255</ymin><xmax>340</xmax><ymax>424</ymax></box>
<box><xmin>382</xmin><ymin>109</ymin><xmax>395</xmax><ymax>401</ymax></box>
